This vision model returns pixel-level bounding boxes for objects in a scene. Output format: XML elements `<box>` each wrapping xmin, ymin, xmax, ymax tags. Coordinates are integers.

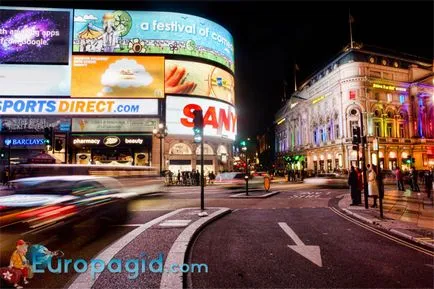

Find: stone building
<box><xmin>275</xmin><ymin>45</ymin><xmax>434</xmax><ymax>173</ymax></box>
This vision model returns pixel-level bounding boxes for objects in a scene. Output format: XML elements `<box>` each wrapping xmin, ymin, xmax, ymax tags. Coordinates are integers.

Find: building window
<box><xmin>399</xmin><ymin>123</ymin><xmax>405</xmax><ymax>138</ymax></box>
<box><xmin>350</xmin><ymin>121</ymin><xmax>358</xmax><ymax>136</ymax></box>
<box><xmin>387</xmin><ymin>93</ymin><xmax>392</xmax><ymax>103</ymax></box>
<box><xmin>313</xmin><ymin>131</ymin><xmax>317</xmax><ymax>144</ymax></box>
<box><xmin>319</xmin><ymin>129</ymin><xmax>324</xmax><ymax>142</ymax></box>
<box><xmin>387</xmin><ymin>123</ymin><xmax>393</xmax><ymax>137</ymax></box>
<box><xmin>335</xmin><ymin>124</ymin><xmax>339</xmax><ymax>139</ymax></box>
<box><xmin>327</xmin><ymin>127</ymin><xmax>331</xmax><ymax>141</ymax></box>
<box><xmin>374</xmin><ymin>122</ymin><xmax>381</xmax><ymax>137</ymax></box>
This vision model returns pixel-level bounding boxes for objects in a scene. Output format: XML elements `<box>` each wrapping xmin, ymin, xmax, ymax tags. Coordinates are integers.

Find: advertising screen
<box><xmin>166</xmin><ymin>60</ymin><xmax>235</xmax><ymax>105</ymax></box>
<box><xmin>73</xmin><ymin>10</ymin><xmax>234</xmax><ymax>72</ymax></box>
<box><xmin>0</xmin><ymin>65</ymin><xmax>71</xmax><ymax>96</ymax></box>
<box><xmin>166</xmin><ymin>96</ymin><xmax>237</xmax><ymax>140</ymax></box>
<box><xmin>0</xmin><ymin>7</ymin><xmax>72</xmax><ymax>64</ymax></box>
<box><xmin>71</xmin><ymin>118</ymin><xmax>158</xmax><ymax>132</ymax></box>
<box><xmin>72</xmin><ymin>55</ymin><xmax>164</xmax><ymax>98</ymax></box>
<box><xmin>0</xmin><ymin>117</ymin><xmax>71</xmax><ymax>132</ymax></box>
<box><xmin>0</xmin><ymin>98</ymin><xmax>158</xmax><ymax>116</ymax></box>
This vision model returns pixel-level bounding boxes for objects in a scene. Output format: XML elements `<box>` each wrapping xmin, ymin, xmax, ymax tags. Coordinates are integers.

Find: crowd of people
<box><xmin>348</xmin><ymin>165</ymin><xmax>434</xmax><ymax>206</ymax></box>
<box><xmin>164</xmin><ymin>170</ymin><xmax>216</xmax><ymax>186</ymax></box>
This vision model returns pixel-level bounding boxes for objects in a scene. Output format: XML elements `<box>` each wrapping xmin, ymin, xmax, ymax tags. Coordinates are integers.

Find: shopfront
<box><xmin>71</xmin><ymin>135</ymin><xmax>152</xmax><ymax>166</ymax></box>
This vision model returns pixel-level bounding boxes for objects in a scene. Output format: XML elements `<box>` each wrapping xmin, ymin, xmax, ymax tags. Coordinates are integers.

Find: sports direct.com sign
<box><xmin>165</xmin><ymin>96</ymin><xmax>237</xmax><ymax>140</ymax></box>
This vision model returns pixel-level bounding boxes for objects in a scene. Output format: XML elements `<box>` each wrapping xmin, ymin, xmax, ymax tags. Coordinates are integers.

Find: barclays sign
<box><xmin>4</xmin><ymin>138</ymin><xmax>46</xmax><ymax>146</ymax></box>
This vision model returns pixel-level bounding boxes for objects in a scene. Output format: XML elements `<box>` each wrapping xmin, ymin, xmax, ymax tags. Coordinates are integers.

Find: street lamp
<box><xmin>153</xmin><ymin>123</ymin><xmax>168</xmax><ymax>176</ymax></box>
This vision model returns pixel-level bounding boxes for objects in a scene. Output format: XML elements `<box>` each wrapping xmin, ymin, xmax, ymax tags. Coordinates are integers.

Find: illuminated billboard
<box><xmin>166</xmin><ymin>96</ymin><xmax>237</xmax><ymax>140</ymax></box>
<box><xmin>0</xmin><ymin>7</ymin><xmax>72</xmax><ymax>96</ymax></box>
<box><xmin>166</xmin><ymin>60</ymin><xmax>235</xmax><ymax>105</ymax></box>
<box><xmin>0</xmin><ymin>98</ymin><xmax>158</xmax><ymax>115</ymax></box>
<box><xmin>0</xmin><ymin>7</ymin><xmax>72</xmax><ymax>64</ymax></box>
<box><xmin>71</xmin><ymin>55</ymin><xmax>164</xmax><ymax>98</ymax></box>
<box><xmin>73</xmin><ymin>10</ymin><xmax>234</xmax><ymax>72</ymax></box>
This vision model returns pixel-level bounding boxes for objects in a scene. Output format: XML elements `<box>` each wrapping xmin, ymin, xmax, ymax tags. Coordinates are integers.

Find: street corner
<box><xmin>229</xmin><ymin>191</ymin><xmax>280</xmax><ymax>199</ymax></box>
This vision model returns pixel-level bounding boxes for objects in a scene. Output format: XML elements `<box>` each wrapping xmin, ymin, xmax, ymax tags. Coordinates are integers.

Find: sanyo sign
<box><xmin>165</xmin><ymin>96</ymin><xmax>237</xmax><ymax>140</ymax></box>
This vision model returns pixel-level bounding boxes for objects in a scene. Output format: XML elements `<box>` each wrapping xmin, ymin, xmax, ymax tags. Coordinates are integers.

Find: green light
<box><xmin>240</xmin><ymin>141</ymin><xmax>246</xmax><ymax>146</ymax></box>
<box><xmin>44</xmin><ymin>139</ymin><xmax>51</xmax><ymax>145</ymax></box>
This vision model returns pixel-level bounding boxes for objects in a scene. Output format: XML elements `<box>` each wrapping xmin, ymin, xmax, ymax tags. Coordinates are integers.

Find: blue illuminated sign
<box><xmin>4</xmin><ymin>138</ymin><xmax>45</xmax><ymax>146</ymax></box>
<box><xmin>399</xmin><ymin>95</ymin><xmax>405</xmax><ymax>104</ymax></box>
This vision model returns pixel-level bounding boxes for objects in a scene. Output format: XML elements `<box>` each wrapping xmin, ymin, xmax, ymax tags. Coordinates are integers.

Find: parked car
<box><xmin>0</xmin><ymin>175</ymin><xmax>131</xmax><ymax>266</ymax></box>
<box><xmin>214</xmin><ymin>172</ymin><xmax>264</xmax><ymax>189</ymax></box>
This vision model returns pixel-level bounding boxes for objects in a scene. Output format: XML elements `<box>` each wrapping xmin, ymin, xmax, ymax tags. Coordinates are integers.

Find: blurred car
<box><xmin>214</xmin><ymin>172</ymin><xmax>265</xmax><ymax>189</ymax></box>
<box><xmin>303</xmin><ymin>173</ymin><xmax>348</xmax><ymax>188</ymax></box>
<box><xmin>253</xmin><ymin>171</ymin><xmax>273</xmax><ymax>180</ymax></box>
<box><xmin>0</xmin><ymin>175</ymin><xmax>131</xmax><ymax>266</ymax></box>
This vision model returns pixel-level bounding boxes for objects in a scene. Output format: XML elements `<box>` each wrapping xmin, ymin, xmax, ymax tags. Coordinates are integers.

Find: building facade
<box><xmin>275</xmin><ymin>45</ymin><xmax>434</xmax><ymax>173</ymax></box>
<box><xmin>0</xmin><ymin>7</ymin><xmax>236</xmax><ymax>175</ymax></box>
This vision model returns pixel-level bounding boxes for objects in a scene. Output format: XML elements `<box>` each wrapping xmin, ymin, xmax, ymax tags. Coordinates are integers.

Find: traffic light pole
<box><xmin>200</xmin><ymin>130</ymin><xmax>205</xmax><ymax>211</ymax></box>
<box><xmin>8</xmin><ymin>144</ymin><xmax>11</xmax><ymax>182</ymax></box>
<box><xmin>360</xmin><ymin>113</ymin><xmax>369</xmax><ymax>209</ymax></box>
<box><xmin>245</xmin><ymin>157</ymin><xmax>249</xmax><ymax>196</ymax></box>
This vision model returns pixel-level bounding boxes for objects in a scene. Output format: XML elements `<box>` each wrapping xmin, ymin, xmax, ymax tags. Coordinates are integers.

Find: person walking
<box><xmin>355</xmin><ymin>167</ymin><xmax>363</xmax><ymax>205</ymax></box>
<box><xmin>410</xmin><ymin>167</ymin><xmax>420</xmax><ymax>192</ymax></box>
<box><xmin>424</xmin><ymin>171</ymin><xmax>433</xmax><ymax>199</ymax></box>
<box><xmin>367</xmin><ymin>164</ymin><xmax>379</xmax><ymax>208</ymax></box>
<box><xmin>395</xmin><ymin>167</ymin><xmax>405</xmax><ymax>191</ymax></box>
<box><xmin>348</xmin><ymin>166</ymin><xmax>358</xmax><ymax>206</ymax></box>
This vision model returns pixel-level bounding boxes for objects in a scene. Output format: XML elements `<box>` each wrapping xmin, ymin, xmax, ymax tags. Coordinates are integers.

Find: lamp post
<box><xmin>153</xmin><ymin>123</ymin><xmax>168</xmax><ymax>176</ymax></box>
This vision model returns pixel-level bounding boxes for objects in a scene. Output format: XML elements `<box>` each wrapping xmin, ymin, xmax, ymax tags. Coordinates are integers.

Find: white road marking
<box><xmin>278</xmin><ymin>222</ymin><xmax>323</xmax><ymax>267</ymax></box>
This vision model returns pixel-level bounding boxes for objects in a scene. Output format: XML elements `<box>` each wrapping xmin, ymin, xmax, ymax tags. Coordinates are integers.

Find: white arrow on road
<box><xmin>278</xmin><ymin>222</ymin><xmax>323</xmax><ymax>267</ymax></box>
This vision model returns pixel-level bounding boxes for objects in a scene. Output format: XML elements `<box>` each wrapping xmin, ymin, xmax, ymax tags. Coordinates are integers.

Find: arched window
<box><xmin>169</xmin><ymin>143</ymin><xmax>192</xmax><ymax>155</ymax></box>
<box><xmin>196</xmin><ymin>144</ymin><xmax>214</xmax><ymax>155</ymax></box>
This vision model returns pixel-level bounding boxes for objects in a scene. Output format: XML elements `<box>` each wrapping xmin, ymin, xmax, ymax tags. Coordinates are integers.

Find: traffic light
<box><xmin>193</xmin><ymin>109</ymin><xmax>203</xmax><ymax>143</ymax></box>
<box><xmin>0</xmin><ymin>148</ymin><xmax>5</xmax><ymax>159</ymax></box>
<box><xmin>44</xmin><ymin>127</ymin><xmax>53</xmax><ymax>145</ymax></box>
<box><xmin>405</xmin><ymin>156</ymin><xmax>415</xmax><ymax>165</ymax></box>
<box><xmin>352</xmin><ymin>126</ymin><xmax>361</xmax><ymax>144</ymax></box>
<box><xmin>240</xmin><ymin>140</ymin><xmax>247</xmax><ymax>151</ymax></box>
<box><xmin>54</xmin><ymin>139</ymin><xmax>63</xmax><ymax>151</ymax></box>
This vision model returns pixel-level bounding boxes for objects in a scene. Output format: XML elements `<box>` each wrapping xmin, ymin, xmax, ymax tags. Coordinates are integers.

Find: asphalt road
<box><xmin>7</xmin><ymin>182</ymin><xmax>432</xmax><ymax>288</ymax></box>
<box><xmin>187</xmin><ymin>208</ymin><xmax>434</xmax><ymax>288</ymax></box>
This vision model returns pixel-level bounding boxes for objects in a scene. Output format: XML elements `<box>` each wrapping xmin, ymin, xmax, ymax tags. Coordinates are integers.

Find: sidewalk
<box><xmin>338</xmin><ymin>188</ymin><xmax>434</xmax><ymax>249</ymax></box>
<box><xmin>66</xmin><ymin>207</ymin><xmax>230</xmax><ymax>289</ymax></box>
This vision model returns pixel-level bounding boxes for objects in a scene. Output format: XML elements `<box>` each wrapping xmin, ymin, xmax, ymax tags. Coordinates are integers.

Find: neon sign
<box><xmin>372</xmin><ymin>83</ymin><xmax>406</xmax><ymax>92</ymax></box>
<box><xmin>312</xmin><ymin>96</ymin><xmax>325</xmax><ymax>104</ymax></box>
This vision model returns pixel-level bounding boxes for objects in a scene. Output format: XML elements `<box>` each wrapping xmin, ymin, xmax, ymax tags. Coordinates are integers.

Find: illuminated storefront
<box><xmin>275</xmin><ymin>45</ymin><xmax>433</xmax><ymax>172</ymax></box>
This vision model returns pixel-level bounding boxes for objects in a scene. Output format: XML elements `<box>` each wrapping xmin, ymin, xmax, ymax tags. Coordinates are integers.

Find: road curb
<box><xmin>66</xmin><ymin>208</ymin><xmax>188</xmax><ymax>289</ymax></box>
<box><xmin>341</xmin><ymin>208</ymin><xmax>434</xmax><ymax>250</ymax></box>
<box><xmin>160</xmin><ymin>207</ymin><xmax>231</xmax><ymax>289</ymax></box>
<box><xmin>230</xmin><ymin>191</ymin><xmax>280</xmax><ymax>198</ymax></box>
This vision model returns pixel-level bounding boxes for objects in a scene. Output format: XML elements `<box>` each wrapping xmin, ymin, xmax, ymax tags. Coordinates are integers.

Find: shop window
<box><xmin>386</xmin><ymin>93</ymin><xmax>392</xmax><ymax>103</ymax></box>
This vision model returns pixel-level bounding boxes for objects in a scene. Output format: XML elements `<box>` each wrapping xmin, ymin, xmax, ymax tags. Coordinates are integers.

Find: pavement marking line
<box><xmin>329</xmin><ymin>207</ymin><xmax>434</xmax><ymax>257</ymax></box>
<box><xmin>66</xmin><ymin>208</ymin><xmax>188</xmax><ymax>289</ymax></box>
<box><xmin>278</xmin><ymin>222</ymin><xmax>323</xmax><ymax>267</ymax></box>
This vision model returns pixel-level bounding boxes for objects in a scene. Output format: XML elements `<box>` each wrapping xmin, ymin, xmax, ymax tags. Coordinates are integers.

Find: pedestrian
<box><xmin>395</xmin><ymin>167</ymin><xmax>405</xmax><ymax>191</ymax></box>
<box><xmin>410</xmin><ymin>167</ymin><xmax>420</xmax><ymax>192</ymax></box>
<box><xmin>355</xmin><ymin>167</ymin><xmax>363</xmax><ymax>205</ymax></box>
<box><xmin>424</xmin><ymin>171</ymin><xmax>433</xmax><ymax>199</ymax></box>
<box><xmin>348</xmin><ymin>166</ymin><xmax>358</xmax><ymax>206</ymax></box>
<box><xmin>177</xmin><ymin>170</ymin><xmax>181</xmax><ymax>185</ymax></box>
<box><xmin>367</xmin><ymin>164</ymin><xmax>379</xmax><ymax>208</ymax></box>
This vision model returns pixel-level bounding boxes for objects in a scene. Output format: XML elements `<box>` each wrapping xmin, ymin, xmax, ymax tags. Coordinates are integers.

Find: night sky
<box><xmin>1</xmin><ymin>0</ymin><xmax>433</xmax><ymax>139</ymax></box>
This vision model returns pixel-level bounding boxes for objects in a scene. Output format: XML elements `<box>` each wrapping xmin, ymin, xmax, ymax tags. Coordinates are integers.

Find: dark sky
<box><xmin>1</xmin><ymin>0</ymin><xmax>433</xmax><ymax>139</ymax></box>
